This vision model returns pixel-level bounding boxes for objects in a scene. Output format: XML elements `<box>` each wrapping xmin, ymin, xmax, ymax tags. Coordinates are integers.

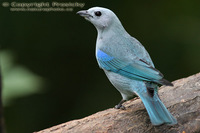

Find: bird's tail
<box><xmin>138</xmin><ymin>91</ymin><xmax>177</xmax><ymax>125</ymax></box>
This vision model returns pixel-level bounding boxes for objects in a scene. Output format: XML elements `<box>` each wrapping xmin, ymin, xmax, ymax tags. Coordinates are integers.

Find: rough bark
<box><xmin>35</xmin><ymin>73</ymin><xmax>200</xmax><ymax>133</ymax></box>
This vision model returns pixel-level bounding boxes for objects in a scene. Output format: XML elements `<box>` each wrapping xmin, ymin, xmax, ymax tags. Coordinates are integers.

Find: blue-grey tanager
<box><xmin>77</xmin><ymin>7</ymin><xmax>177</xmax><ymax>125</ymax></box>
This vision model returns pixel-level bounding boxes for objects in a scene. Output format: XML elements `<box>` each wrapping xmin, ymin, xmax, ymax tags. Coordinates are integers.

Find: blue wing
<box><xmin>97</xmin><ymin>49</ymin><xmax>164</xmax><ymax>82</ymax></box>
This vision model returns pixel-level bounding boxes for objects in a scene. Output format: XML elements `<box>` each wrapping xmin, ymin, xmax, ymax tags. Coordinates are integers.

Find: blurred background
<box><xmin>1</xmin><ymin>0</ymin><xmax>200</xmax><ymax>132</ymax></box>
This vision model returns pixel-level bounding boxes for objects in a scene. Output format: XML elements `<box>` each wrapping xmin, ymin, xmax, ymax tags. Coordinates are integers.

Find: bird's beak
<box><xmin>76</xmin><ymin>10</ymin><xmax>93</xmax><ymax>18</ymax></box>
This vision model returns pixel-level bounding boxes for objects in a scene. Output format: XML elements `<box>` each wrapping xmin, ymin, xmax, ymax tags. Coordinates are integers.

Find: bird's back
<box><xmin>96</xmin><ymin>28</ymin><xmax>155</xmax><ymax>68</ymax></box>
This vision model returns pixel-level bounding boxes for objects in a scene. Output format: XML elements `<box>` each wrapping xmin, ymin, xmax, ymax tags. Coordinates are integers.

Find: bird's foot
<box><xmin>114</xmin><ymin>99</ymin><xmax>126</xmax><ymax>110</ymax></box>
<box><xmin>115</xmin><ymin>104</ymin><xmax>126</xmax><ymax>110</ymax></box>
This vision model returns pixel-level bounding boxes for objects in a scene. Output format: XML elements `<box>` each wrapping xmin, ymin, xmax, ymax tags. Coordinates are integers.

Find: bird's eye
<box><xmin>95</xmin><ymin>11</ymin><xmax>102</xmax><ymax>16</ymax></box>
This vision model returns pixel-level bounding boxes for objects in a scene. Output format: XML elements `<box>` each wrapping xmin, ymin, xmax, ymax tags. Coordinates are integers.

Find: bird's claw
<box><xmin>115</xmin><ymin>105</ymin><xmax>126</xmax><ymax>110</ymax></box>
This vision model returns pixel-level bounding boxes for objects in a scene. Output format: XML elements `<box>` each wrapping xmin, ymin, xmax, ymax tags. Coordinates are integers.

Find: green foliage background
<box><xmin>1</xmin><ymin>0</ymin><xmax>200</xmax><ymax>132</ymax></box>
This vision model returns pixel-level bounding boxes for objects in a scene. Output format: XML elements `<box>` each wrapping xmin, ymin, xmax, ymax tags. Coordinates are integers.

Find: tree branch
<box><xmin>0</xmin><ymin>65</ymin><xmax>5</xmax><ymax>133</ymax></box>
<box><xmin>35</xmin><ymin>73</ymin><xmax>200</xmax><ymax>133</ymax></box>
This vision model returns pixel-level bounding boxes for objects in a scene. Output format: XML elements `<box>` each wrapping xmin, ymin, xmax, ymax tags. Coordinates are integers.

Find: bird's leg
<box><xmin>115</xmin><ymin>99</ymin><xmax>126</xmax><ymax>110</ymax></box>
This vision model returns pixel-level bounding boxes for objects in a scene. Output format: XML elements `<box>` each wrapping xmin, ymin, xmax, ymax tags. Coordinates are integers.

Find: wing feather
<box><xmin>97</xmin><ymin>49</ymin><xmax>163</xmax><ymax>83</ymax></box>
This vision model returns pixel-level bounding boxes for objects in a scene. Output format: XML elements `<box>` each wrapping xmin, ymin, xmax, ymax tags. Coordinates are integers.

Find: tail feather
<box><xmin>159</xmin><ymin>78</ymin><xmax>173</xmax><ymax>86</ymax></box>
<box><xmin>138</xmin><ymin>92</ymin><xmax>177</xmax><ymax>125</ymax></box>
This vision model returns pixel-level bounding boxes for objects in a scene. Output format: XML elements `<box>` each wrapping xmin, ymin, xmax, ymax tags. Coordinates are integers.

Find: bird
<box><xmin>77</xmin><ymin>7</ymin><xmax>177</xmax><ymax>126</ymax></box>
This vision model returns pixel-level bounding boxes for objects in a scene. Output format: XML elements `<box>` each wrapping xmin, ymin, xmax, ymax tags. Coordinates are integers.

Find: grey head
<box><xmin>77</xmin><ymin>7</ymin><xmax>122</xmax><ymax>31</ymax></box>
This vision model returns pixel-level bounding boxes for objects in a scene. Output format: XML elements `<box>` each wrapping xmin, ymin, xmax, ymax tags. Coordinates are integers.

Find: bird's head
<box><xmin>77</xmin><ymin>7</ymin><xmax>119</xmax><ymax>30</ymax></box>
